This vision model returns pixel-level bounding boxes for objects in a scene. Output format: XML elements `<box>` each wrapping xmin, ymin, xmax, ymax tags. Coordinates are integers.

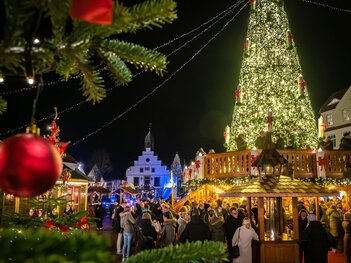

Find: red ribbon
<box><xmin>317</xmin><ymin>157</ymin><xmax>327</xmax><ymax>171</ymax></box>
<box><xmin>250</xmin><ymin>155</ymin><xmax>258</xmax><ymax>165</ymax></box>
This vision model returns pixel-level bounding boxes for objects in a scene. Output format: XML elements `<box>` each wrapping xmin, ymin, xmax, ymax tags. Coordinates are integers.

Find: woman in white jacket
<box><xmin>232</xmin><ymin>217</ymin><xmax>259</xmax><ymax>263</ymax></box>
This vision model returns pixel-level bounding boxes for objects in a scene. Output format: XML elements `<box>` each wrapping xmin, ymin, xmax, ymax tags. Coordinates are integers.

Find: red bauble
<box><xmin>70</xmin><ymin>0</ymin><xmax>113</xmax><ymax>25</ymax></box>
<box><xmin>0</xmin><ymin>134</ymin><xmax>62</xmax><ymax>197</ymax></box>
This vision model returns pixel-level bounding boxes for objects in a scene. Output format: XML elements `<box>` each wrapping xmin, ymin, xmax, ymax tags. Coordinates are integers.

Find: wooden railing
<box><xmin>204</xmin><ymin>150</ymin><xmax>351</xmax><ymax>179</ymax></box>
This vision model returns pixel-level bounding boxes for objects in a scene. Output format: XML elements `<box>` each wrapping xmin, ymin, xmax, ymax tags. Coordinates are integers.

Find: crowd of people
<box><xmin>107</xmin><ymin>197</ymin><xmax>351</xmax><ymax>263</ymax></box>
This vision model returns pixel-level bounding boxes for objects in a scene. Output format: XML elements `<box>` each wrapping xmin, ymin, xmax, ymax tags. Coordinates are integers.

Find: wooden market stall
<box><xmin>220</xmin><ymin>175</ymin><xmax>339</xmax><ymax>263</ymax></box>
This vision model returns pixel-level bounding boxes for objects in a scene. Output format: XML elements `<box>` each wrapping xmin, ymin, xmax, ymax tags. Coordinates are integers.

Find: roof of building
<box><xmin>319</xmin><ymin>88</ymin><xmax>348</xmax><ymax>114</ymax></box>
<box><xmin>144</xmin><ymin>123</ymin><xmax>155</xmax><ymax>150</ymax></box>
<box><xmin>219</xmin><ymin>175</ymin><xmax>339</xmax><ymax>198</ymax></box>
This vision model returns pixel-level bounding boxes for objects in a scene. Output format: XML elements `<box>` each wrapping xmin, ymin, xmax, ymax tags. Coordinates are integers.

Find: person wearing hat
<box><xmin>231</xmin><ymin>217</ymin><xmax>259</xmax><ymax>263</ymax></box>
<box><xmin>301</xmin><ymin>214</ymin><xmax>328</xmax><ymax>263</ymax></box>
<box><xmin>339</xmin><ymin>132</ymin><xmax>351</xmax><ymax>150</ymax></box>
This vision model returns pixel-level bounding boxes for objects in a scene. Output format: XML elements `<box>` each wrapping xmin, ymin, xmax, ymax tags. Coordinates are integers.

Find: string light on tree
<box><xmin>228</xmin><ymin>0</ymin><xmax>317</xmax><ymax>151</ymax></box>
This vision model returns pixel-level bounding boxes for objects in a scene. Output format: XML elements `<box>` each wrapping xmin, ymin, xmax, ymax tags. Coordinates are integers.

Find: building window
<box><xmin>154</xmin><ymin>177</ymin><xmax>160</xmax><ymax>187</ymax></box>
<box><xmin>145</xmin><ymin>167</ymin><xmax>150</xmax><ymax>171</ymax></box>
<box><xmin>327</xmin><ymin>114</ymin><xmax>333</xmax><ymax>126</ymax></box>
<box><xmin>342</xmin><ymin>109</ymin><xmax>350</xmax><ymax>121</ymax></box>
<box><xmin>139</xmin><ymin>168</ymin><xmax>144</xmax><ymax>173</ymax></box>
<box><xmin>133</xmin><ymin>177</ymin><xmax>140</xmax><ymax>186</ymax></box>
<box><xmin>146</xmin><ymin>158</ymin><xmax>150</xmax><ymax>162</ymax></box>
<box><xmin>144</xmin><ymin>176</ymin><xmax>150</xmax><ymax>186</ymax></box>
<box><xmin>151</xmin><ymin>168</ymin><xmax>155</xmax><ymax>173</ymax></box>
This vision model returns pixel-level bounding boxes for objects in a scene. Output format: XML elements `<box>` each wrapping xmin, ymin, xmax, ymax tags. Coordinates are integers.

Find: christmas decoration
<box><xmin>286</xmin><ymin>29</ymin><xmax>294</xmax><ymax>49</ymax></box>
<box><xmin>317</xmin><ymin>156</ymin><xmax>328</xmax><ymax>171</ymax></box>
<box><xmin>244</xmin><ymin>38</ymin><xmax>250</xmax><ymax>57</ymax></box>
<box><xmin>250</xmin><ymin>155</ymin><xmax>258</xmax><ymax>165</ymax></box>
<box><xmin>70</xmin><ymin>0</ymin><xmax>113</xmax><ymax>25</ymax></box>
<box><xmin>0</xmin><ymin>228</ymin><xmax>112</xmax><ymax>263</ymax></box>
<box><xmin>249</xmin><ymin>0</ymin><xmax>256</xmax><ymax>11</ymax></box>
<box><xmin>228</xmin><ymin>0</ymin><xmax>317</xmax><ymax>151</ymax></box>
<box><xmin>297</xmin><ymin>74</ymin><xmax>306</xmax><ymax>97</ymax></box>
<box><xmin>195</xmin><ymin>160</ymin><xmax>201</xmax><ymax>173</ymax></box>
<box><xmin>235</xmin><ymin>84</ymin><xmax>242</xmax><ymax>104</ymax></box>
<box><xmin>0</xmin><ymin>133</ymin><xmax>62</xmax><ymax>197</ymax></box>
<box><xmin>318</xmin><ymin>116</ymin><xmax>326</xmax><ymax>139</ymax></box>
<box><xmin>0</xmin><ymin>0</ymin><xmax>177</xmax><ymax>114</ymax></box>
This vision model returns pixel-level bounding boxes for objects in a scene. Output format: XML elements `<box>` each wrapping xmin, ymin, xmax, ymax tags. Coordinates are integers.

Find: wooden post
<box><xmin>15</xmin><ymin>197</ymin><xmax>20</xmax><ymax>213</ymax></box>
<box><xmin>292</xmin><ymin>197</ymin><xmax>299</xmax><ymax>240</ymax></box>
<box><xmin>278</xmin><ymin>197</ymin><xmax>284</xmax><ymax>235</ymax></box>
<box><xmin>258</xmin><ymin>197</ymin><xmax>265</xmax><ymax>240</ymax></box>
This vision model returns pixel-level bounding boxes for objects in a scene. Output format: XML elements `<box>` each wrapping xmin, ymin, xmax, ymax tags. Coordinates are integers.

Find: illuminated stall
<box><xmin>220</xmin><ymin>175</ymin><xmax>338</xmax><ymax>263</ymax></box>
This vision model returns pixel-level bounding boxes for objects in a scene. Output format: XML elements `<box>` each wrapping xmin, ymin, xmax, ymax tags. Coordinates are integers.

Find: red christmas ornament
<box><xmin>0</xmin><ymin>134</ymin><xmax>63</xmax><ymax>197</ymax></box>
<box><xmin>70</xmin><ymin>0</ymin><xmax>113</xmax><ymax>25</ymax></box>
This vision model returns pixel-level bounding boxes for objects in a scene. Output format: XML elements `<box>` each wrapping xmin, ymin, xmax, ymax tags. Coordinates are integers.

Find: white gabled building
<box><xmin>125</xmin><ymin>126</ymin><xmax>172</xmax><ymax>197</ymax></box>
<box><xmin>319</xmin><ymin>86</ymin><xmax>351</xmax><ymax>148</ymax></box>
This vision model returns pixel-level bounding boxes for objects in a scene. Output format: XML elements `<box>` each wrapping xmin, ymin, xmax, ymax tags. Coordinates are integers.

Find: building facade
<box><xmin>319</xmin><ymin>86</ymin><xmax>351</xmax><ymax>148</ymax></box>
<box><xmin>125</xmin><ymin>126</ymin><xmax>173</xmax><ymax>198</ymax></box>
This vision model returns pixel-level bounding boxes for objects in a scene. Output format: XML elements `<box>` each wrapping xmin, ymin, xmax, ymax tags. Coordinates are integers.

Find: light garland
<box><xmin>0</xmin><ymin>0</ymin><xmax>247</xmax><ymax>138</ymax></box>
<box><xmin>228</xmin><ymin>0</ymin><xmax>318</xmax><ymax>151</ymax></box>
<box><xmin>300</xmin><ymin>0</ymin><xmax>351</xmax><ymax>13</ymax></box>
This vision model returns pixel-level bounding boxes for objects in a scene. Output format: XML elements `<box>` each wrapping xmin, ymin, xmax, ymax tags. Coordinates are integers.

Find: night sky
<box><xmin>1</xmin><ymin>0</ymin><xmax>350</xmax><ymax>179</ymax></box>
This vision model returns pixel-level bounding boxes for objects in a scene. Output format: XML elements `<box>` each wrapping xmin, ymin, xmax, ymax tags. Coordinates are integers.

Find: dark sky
<box><xmin>1</xmin><ymin>0</ymin><xmax>350</xmax><ymax>179</ymax></box>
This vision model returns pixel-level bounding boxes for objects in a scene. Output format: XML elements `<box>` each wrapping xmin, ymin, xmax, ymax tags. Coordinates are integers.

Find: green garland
<box><xmin>183</xmin><ymin>176</ymin><xmax>351</xmax><ymax>188</ymax></box>
<box><xmin>126</xmin><ymin>241</ymin><xmax>227</xmax><ymax>263</ymax></box>
<box><xmin>0</xmin><ymin>228</ymin><xmax>113</xmax><ymax>263</ymax></box>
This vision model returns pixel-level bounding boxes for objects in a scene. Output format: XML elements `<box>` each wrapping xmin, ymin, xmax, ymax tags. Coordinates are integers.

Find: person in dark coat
<box><xmin>223</xmin><ymin>207</ymin><xmax>244</xmax><ymax>262</ymax></box>
<box><xmin>255</xmin><ymin>131</ymin><xmax>266</xmax><ymax>149</ymax></box>
<box><xmin>207</xmin><ymin>209</ymin><xmax>225</xmax><ymax>242</ymax></box>
<box><xmin>94</xmin><ymin>201</ymin><xmax>104</xmax><ymax>230</ymax></box>
<box><xmin>180</xmin><ymin>208</ymin><xmax>211</xmax><ymax>243</ymax></box>
<box><xmin>135</xmin><ymin>213</ymin><xmax>157</xmax><ymax>253</ymax></box>
<box><xmin>235</xmin><ymin>134</ymin><xmax>247</xmax><ymax>151</ymax></box>
<box><xmin>298</xmin><ymin>209</ymin><xmax>308</xmax><ymax>263</ymax></box>
<box><xmin>339</xmin><ymin>132</ymin><xmax>351</xmax><ymax>150</ymax></box>
<box><xmin>301</xmin><ymin>214</ymin><xmax>329</xmax><ymax>263</ymax></box>
<box><xmin>346</xmin><ymin>221</ymin><xmax>351</xmax><ymax>263</ymax></box>
<box><xmin>323</xmin><ymin>136</ymin><xmax>333</xmax><ymax>150</ymax></box>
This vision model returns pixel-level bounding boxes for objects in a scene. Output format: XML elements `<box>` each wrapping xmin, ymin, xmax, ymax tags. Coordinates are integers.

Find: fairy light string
<box><xmin>68</xmin><ymin>1</ymin><xmax>248</xmax><ymax>148</ymax></box>
<box><xmin>300</xmin><ymin>0</ymin><xmax>351</xmax><ymax>13</ymax></box>
<box><xmin>0</xmin><ymin>0</ymin><xmax>246</xmax><ymax>137</ymax></box>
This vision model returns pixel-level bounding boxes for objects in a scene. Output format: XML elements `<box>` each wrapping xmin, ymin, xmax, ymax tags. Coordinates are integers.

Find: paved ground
<box><xmin>95</xmin><ymin>216</ymin><xmax>347</xmax><ymax>263</ymax></box>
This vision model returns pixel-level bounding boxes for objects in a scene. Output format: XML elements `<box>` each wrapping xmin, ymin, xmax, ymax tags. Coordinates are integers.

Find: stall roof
<box><xmin>119</xmin><ymin>186</ymin><xmax>140</xmax><ymax>196</ymax></box>
<box><xmin>219</xmin><ymin>175</ymin><xmax>339</xmax><ymax>198</ymax></box>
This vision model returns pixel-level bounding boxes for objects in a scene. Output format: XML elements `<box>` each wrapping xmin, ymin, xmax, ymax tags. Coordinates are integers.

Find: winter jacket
<box><xmin>180</xmin><ymin>215</ymin><xmax>211</xmax><ymax>243</ymax></box>
<box><xmin>135</xmin><ymin>219</ymin><xmax>157</xmax><ymax>253</ymax></box>
<box><xmin>120</xmin><ymin>211</ymin><xmax>136</xmax><ymax>233</ymax></box>
<box><xmin>159</xmin><ymin>218</ymin><xmax>176</xmax><ymax>248</ymax></box>
<box><xmin>327</xmin><ymin>208</ymin><xmax>343</xmax><ymax>237</ymax></box>
<box><xmin>177</xmin><ymin>217</ymin><xmax>188</xmax><ymax>237</ymax></box>
<box><xmin>208</xmin><ymin>216</ymin><xmax>225</xmax><ymax>242</ymax></box>
<box><xmin>301</xmin><ymin>221</ymin><xmax>328</xmax><ymax>263</ymax></box>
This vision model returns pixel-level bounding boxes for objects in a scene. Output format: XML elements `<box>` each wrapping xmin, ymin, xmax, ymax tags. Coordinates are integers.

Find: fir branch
<box><xmin>76</xmin><ymin>58</ymin><xmax>106</xmax><ymax>103</ymax></box>
<box><xmin>98</xmin><ymin>50</ymin><xmax>133</xmax><ymax>86</ymax></box>
<box><xmin>127</xmin><ymin>241</ymin><xmax>228</xmax><ymax>263</ymax></box>
<box><xmin>0</xmin><ymin>97</ymin><xmax>7</xmax><ymax>114</ymax></box>
<box><xmin>101</xmin><ymin>39</ymin><xmax>168</xmax><ymax>75</ymax></box>
<box><xmin>47</xmin><ymin>0</ymin><xmax>71</xmax><ymax>40</ymax></box>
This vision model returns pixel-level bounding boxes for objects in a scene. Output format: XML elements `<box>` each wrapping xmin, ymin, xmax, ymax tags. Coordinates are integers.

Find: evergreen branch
<box><xmin>0</xmin><ymin>47</ymin><xmax>25</xmax><ymax>74</ymax></box>
<box><xmin>76</xmin><ymin>57</ymin><xmax>106</xmax><ymax>103</ymax></box>
<box><xmin>126</xmin><ymin>241</ymin><xmax>228</xmax><ymax>263</ymax></box>
<box><xmin>98</xmin><ymin>50</ymin><xmax>133</xmax><ymax>86</ymax></box>
<box><xmin>47</xmin><ymin>0</ymin><xmax>71</xmax><ymax>40</ymax></box>
<box><xmin>101</xmin><ymin>39</ymin><xmax>168</xmax><ymax>75</ymax></box>
<box><xmin>0</xmin><ymin>96</ymin><xmax>8</xmax><ymax>114</ymax></box>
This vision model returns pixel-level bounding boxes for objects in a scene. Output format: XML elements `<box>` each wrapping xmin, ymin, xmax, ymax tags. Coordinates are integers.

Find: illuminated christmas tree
<box><xmin>228</xmin><ymin>0</ymin><xmax>318</xmax><ymax>151</ymax></box>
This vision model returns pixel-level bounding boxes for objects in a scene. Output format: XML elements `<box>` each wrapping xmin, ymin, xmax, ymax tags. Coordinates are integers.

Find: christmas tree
<box><xmin>228</xmin><ymin>0</ymin><xmax>317</xmax><ymax>151</ymax></box>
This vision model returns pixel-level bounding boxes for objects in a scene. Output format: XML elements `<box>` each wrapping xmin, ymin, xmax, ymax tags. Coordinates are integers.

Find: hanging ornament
<box><xmin>235</xmin><ymin>85</ymin><xmax>242</xmax><ymax>104</ymax></box>
<box><xmin>249</xmin><ymin>0</ymin><xmax>256</xmax><ymax>11</ymax></box>
<box><xmin>286</xmin><ymin>29</ymin><xmax>294</xmax><ymax>49</ymax></box>
<box><xmin>70</xmin><ymin>0</ymin><xmax>113</xmax><ymax>25</ymax></box>
<box><xmin>267</xmin><ymin>109</ymin><xmax>273</xmax><ymax>132</ymax></box>
<box><xmin>297</xmin><ymin>74</ymin><xmax>306</xmax><ymax>97</ymax></box>
<box><xmin>317</xmin><ymin>156</ymin><xmax>327</xmax><ymax>171</ymax></box>
<box><xmin>0</xmin><ymin>134</ymin><xmax>62</xmax><ymax>197</ymax></box>
<box><xmin>244</xmin><ymin>38</ymin><xmax>250</xmax><ymax>57</ymax></box>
